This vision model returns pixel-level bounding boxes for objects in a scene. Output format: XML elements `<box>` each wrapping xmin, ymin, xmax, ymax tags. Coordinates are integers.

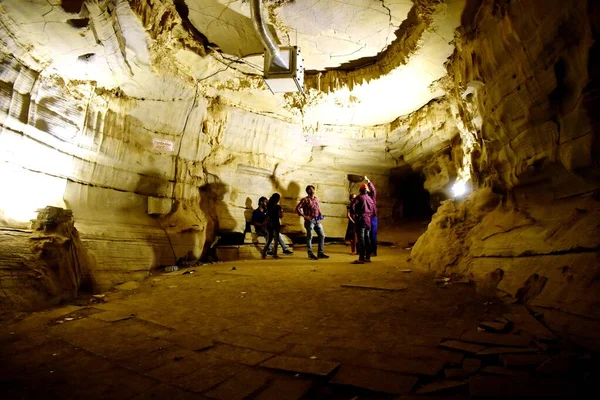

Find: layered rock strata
<box><xmin>411</xmin><ymin>0</ymin><xmax>600</xmax><ymax>343</ymax></box>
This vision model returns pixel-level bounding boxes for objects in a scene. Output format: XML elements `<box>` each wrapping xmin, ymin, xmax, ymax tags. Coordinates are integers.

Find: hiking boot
<box><xmin>365</xmin><ymin>259</ymin><xmax>372</xmax><ymax>263</ymax></box>
<box><xmin>283</xmin><ymin>249</ymin><xmax>293</xmax><ymax>254</ymax></box>
<box><xmin>318</xmin><ymin>253</ymin><xmax>329</xmax><ymax>259</ymax></box>
<box><xmin>273</xmin><ymin>255</ymin><xmax>281</xmax><ymax>259</ymax></box>
<box><xmin>352</xmin><ymin>259</ymin><xmax>365</xmax><ymax>264</ymax></box>
<box><xmin>308</xmin><ymin>254</ymin><xmax>318</xmax><ymax>260</ymax></box>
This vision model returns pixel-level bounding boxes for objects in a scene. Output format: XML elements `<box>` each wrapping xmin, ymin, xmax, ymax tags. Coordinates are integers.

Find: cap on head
<box><xmin>359</xmin><ymin>183</ymin><xmax>368</xmax><ymax>191</ymax></box>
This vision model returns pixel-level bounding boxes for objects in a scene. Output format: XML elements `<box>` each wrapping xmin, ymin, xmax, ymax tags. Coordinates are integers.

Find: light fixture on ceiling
<box><xmin>250</xmin><ymin>0</ymin><xmax>304</xmax><ymax>93</ymax></box>
<box><xmin>263</xmin><ymin>46</ymin><xmax>304</xmax><ymax>93</ymax></box>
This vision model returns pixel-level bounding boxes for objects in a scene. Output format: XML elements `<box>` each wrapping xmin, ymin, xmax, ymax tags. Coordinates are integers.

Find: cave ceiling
<box><xmin>0</xmin><ymin>0</ymin><xmax>466</xmax><ymax>126</ymax></box>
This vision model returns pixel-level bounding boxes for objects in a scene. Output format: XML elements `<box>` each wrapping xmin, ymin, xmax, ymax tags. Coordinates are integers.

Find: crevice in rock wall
<box><xmin>128</xmin><ymin>0</ymin><xmax>208</xmax><ymax>56</ymax></box>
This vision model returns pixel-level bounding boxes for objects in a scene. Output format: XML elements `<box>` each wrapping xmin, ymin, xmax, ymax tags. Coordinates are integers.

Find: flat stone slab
<box><xmin>460</xmin><ymin>331</ymin><xmax>530</xmax><ymax>347</ymax></box>
<box><xmin>469</xmin><ymin>376</ymin><xmax>576</xmax><ymax>397</ymax></box>
<box><xmin>203</xmin><ymin>368</ymin><xmax>271</xmax><ymax>400</ymax></box>
<box><xmin>214</xmin><ymin>331</ymin><xmax>287</xmax><ymax>353</ymax></box>
<box><xmin>416</xmin><ymin>380</ymin><xmax>468</xmax><ymax>394</ymax></box>
<box><xmin>254</xmin><ymin>379</ymin><xmax>313</xmax><ymax>400</ymax></box>
<box><xmin>479</xmin><ymin>320</ymin><xmax>511</xmax><ymax>333</ymax></box>
<box><xmin>505</xmin><ymin>306</ymin><xmax>557</xmax><ymax>341</ymax></box>
<box><xmin>481</xmin><ymin>366</ymin><xmax>530</xmax><ymax>377</ymax></box>
<box><xmin>476</xmin><ymin>347</ymin><xmax>538</xmax><ymax>356</ymax></box>
<box><xmin>391</xmin><ymin>345</ymin><xmax>464</xmax><ymax>365</ymax></box>
<box><xmin>162</xmin><ymin>331</ymin><xmax>213</xmax><ymax>351</ymax></box>
<box><xmin>205</xmin><ymin>344</ymin><xmax>274</xmax><ymax>366</ymax></box>
<box><xmin>172</xmin><ymin>360</ymin><xmax>244</xmax><ymax>393</ymax></box>
<box><xmin>341</xmin><ymin>282</ymin><xmax>408</xmax><ymax>291</ymax></box>
<box><xmin>438</xmin><ymin>340</ymin><xmax>485</xmax><ymax>354</ymax></box>
<box><xmin>330</xmin><ymin>365</ymin><xmax>418</xmax><ymax>395</ymax></box>
<box><xmin>260</xmin><ymin>356</ymin><xmax>340</xmax><ymax>377</ymax></box>
<box><xmin>346</xmin><ymin>352</ymin><xmax>445</xmax><ymax>377</ymax></box>
<box><xmin>90</xmin><ymin>311</ymin><xmax>134</xmax><ymax>322</ymax></box>
<box><xmin>445</xmin><ymin>368</ymin><xmax>472</xmax><ymax>380</ymax></box>
<box><xmin>501</xmin><ymin>354</ymin><xmax>548</xmax><ymax>368</ymax></box>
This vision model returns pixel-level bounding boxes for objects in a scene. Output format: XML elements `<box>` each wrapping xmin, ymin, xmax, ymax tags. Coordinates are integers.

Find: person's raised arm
<box><xmin>366</xmin><ymin>177</ymin><xmax>376</xmax><ymax>202</ymax></box>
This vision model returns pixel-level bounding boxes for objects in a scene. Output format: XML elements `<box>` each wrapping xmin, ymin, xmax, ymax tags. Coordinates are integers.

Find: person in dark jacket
<box><xmin>350</xmin><ymin>184</ymin><xmax>375</xmax><ymax>264</ymax></box>
<box><xmin>364</xmin><ymin>176</ymin><xmax>378</xmax><ymax>256</ymax></box>
<box><xmin>262</xmin><ymin>193</ymin><xmax>283</xmax><ymax>259</ymax></box>
<box><xmin>345</xmin><ymin>193</ymin><xmax>357</xmax><ymax>255</ymax></box>
<box><xmin>252</xmin><ymin>196</ymin><xmax>292</xmax><ymax>254</ymax></box>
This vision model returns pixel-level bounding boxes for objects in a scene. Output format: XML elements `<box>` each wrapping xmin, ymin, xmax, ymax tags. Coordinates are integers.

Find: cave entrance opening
<box><xmin>389</xmin><ymin>167</ymin><xmax>435</xmax><ymax>221</ymax></box>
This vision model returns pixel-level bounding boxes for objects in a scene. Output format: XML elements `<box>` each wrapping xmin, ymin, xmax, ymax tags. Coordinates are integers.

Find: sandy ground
<box><xmin>0</xmin><ymin>238</ymin><xmax>594</xmax><ymax>399</ymax></box>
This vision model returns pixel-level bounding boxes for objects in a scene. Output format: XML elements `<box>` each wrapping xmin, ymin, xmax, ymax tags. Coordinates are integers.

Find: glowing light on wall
<box><xmin>451</xmin><ymin>179</ymin><xmax>469</xmax><ymax>198</ymax></box>
<box><xmin>0</xmin><ymin>163</ymin><xmax>68</xmax><ymax>223</ymax></box>
<box><xmin>0</xmin><ymin>119</ymin><xmax>71</xmax><ymax>224</ymax></box>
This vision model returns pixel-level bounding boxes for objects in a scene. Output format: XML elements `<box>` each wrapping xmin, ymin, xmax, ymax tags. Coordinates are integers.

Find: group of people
<box><xmin>250</xmin><ymin>177</ymin><xmax>378</xmax><ymax>264</ymax></box>
<box><xmin>345</xmin><ymin>176</ymin><xmax>378</xmax><ymax>264</ymax></box>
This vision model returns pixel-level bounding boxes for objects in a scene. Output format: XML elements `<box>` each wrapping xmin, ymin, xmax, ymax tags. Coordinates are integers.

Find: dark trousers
<box><xmin>357</xmin><ymin>226</ymin><xmax>372</xmax><ymax>261</ymax></box>
<box><xmin>263</xmin><ymin>225</ymin><xmax>281</xmax><ymax>256</ymax></box>
<box><xmin>370</xmin><ymin>216</ymin><xmax>378</xmax><ymax>256</ymax></box>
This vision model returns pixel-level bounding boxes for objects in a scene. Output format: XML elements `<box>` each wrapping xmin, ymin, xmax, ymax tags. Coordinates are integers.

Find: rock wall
<box><xmin>200</xmin><ymin>102</ymin><xmax>397</xmax><ymax>239</ymax></box>
<box><xmin>0</xmin><ymin>48</ymin><xmax>400</xmax><ymax>303</ymax></box>
<box><xmin>411</xmin><ymin>0</ymin><xmax>600</xmax><ymax>344</ymax></box>
<box><xmin>0</xmin><ymin>207</ymin><xmax>94</xmax><ymax>311</ymax></box>
<box><xmin>0</xmin><ymin>51</ymin><xmax>208</xmax><ymax>293</ymax></box>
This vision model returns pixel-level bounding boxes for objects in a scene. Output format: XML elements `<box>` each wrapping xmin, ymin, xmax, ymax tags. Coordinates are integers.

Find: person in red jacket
<box><xmin>295</xmin><ymin>185</ymin><xmax>329</xmax><ymax>260</ymax></box>
<box><xmin>364</xmin><ymin>176</ymin><xmax>378</xmax><ymax>256</ymax></box>
<box><xmin>350</xmin><ymin>183</ymin><xmax>375</xmax><ymax>264</ymax></box>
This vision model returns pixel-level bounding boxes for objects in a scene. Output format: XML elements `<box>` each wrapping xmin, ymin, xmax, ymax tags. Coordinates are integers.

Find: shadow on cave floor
<box><xmin>1</xmin><ymin>245</ymin><xmax>598</xmax><ymax>399</ymax></box>
<box><xmin>377</xmin><ymin>217</ymin><xmax>431</xmax><ymax>248</ymax></box>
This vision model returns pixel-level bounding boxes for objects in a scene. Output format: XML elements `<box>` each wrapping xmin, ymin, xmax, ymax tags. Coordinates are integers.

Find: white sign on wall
<box><xmin>152</xmin><ymin>138</ymin><xmax>175</xmax><ymax>152</ymax></box>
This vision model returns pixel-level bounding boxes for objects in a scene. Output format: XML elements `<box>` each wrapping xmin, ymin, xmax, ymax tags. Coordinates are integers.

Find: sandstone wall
<box><xmin>411</xmin><ymin>0</ymin><xmax>600</xmax><ymax>343</ymax></box>
<box><xmin>0</xmin><ymin>49</ymin><xmax>400</xmax><ymax>303</ymax></box>
<box><xmin>0</xmin><ymin>51</ymin><xmax>208</xmax><ymax>294</ymax></box>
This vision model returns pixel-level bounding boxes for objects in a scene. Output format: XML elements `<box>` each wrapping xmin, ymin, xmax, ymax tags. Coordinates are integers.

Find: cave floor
<box><xmin>0</xmin><ymin>244</ymin><xmax>595</xmax><ymax>399</ymax></box>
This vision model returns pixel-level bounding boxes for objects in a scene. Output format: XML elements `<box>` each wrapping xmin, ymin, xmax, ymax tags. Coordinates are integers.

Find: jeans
<box><xmin>357</xmin><ymin>226</ymin><xmax>372</xmax><ymax>261</ymax></box>
<box><xmin>263</xmin><ymin>225</ymin><xmax>281</xmax><ymax>256</ymax></box>
<box><xmin>269</xmin><ymin>233</ymin><xmax>289</xmax><ymax>252</ymax></box>
<box><xmin>370</xmin><ymin>216</ymin><xmax>378</xmax><ymax>255</ymax></box>
<box><xmin>256</xmin><ymin>227</ymin><xmax>289</xmax><ymax>252</ymax></box>
<box><xmin>304</xmin><ymin>219</ymin><xmax>325</xmax><ymax>255</ymax></box>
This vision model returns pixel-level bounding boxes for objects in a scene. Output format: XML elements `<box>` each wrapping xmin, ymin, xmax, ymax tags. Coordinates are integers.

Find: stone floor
<box><xmin>1</xmin><ymin>244</ymin><xmax>597</xmax><ymax>399</ymax></box>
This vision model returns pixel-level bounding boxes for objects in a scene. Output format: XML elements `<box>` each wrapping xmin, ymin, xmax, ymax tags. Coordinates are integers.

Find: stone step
<box><xmin>330</xmin><ymin>365</ymin><xmax>418</xmax><ymax>395</ymax></box>
<box><xmin>260</xmin><ymin>355</ymin><xmax>340</xmax><ymax>377</ymax></box>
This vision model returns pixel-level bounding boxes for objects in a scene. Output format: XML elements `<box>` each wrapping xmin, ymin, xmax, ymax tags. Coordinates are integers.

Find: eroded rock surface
<box><xmin>0</xmin><ymin>0</ymin><xmax>598</xmax><ymax>351</ymax></box>
<box><xmin>412</xmin><ymin>0</ymin><xmax>600</xmax><ymax>334</ymax></box>
<box><xmin>0</xmin><ymin>207</ymin><xmax>93</xmax><ymax>311</ymax></box>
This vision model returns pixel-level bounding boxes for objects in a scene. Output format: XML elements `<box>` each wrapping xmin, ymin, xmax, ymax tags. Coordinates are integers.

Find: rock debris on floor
<box><xmin>0</xmin><ymin>245</ymin><xmax>597</xmax><ymax>399</ymax></box>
